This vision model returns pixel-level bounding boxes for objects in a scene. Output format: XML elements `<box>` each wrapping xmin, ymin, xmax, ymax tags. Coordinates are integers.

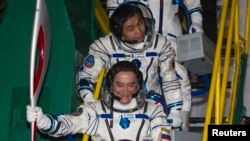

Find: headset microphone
<box><xmin>111</xmin><ymin>92</ymin><xmax>122</xmax><ymax>100</ymax></box>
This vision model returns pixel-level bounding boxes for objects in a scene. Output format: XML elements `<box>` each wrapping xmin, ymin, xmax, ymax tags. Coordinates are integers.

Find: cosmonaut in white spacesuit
<box><xmin>26</xmin><ymin>61</ymin><xmax>171</xmax><ymax>141</ymax></box>
<box><xmin>106</xmin><ymin>0</ymin><xmax>204</xmax><ymax>131</ymax></box>
<box><xmin>76</xmin><ymin>4</ymin><xmax>184</xmax><ymax>128</ymax></box>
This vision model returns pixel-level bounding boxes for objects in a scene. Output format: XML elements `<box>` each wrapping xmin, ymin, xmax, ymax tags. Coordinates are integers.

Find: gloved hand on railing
<box><xmin>79</xmin><ymin>89</ymin><xmax>96</xmax><ymax>103</ymax></box>
<box><xmin>189</xmin><ymin>12</ymin><xmax>203</xmax><ymax>33</ymax></box>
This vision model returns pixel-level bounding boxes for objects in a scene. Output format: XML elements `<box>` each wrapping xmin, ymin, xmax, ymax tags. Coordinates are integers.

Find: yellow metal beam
<box><xmin>219</xmin><ymin>0</ymin><xmax>237</xmax><ymax>124</ymax></box>
<box><xmin>202</xmin><ymin>0</ymin><xmax>229</xmax><ymax>140</ymax></box>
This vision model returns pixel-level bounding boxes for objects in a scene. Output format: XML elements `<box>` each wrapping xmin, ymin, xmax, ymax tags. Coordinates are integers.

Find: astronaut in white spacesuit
<box><xmin>106</xmin><ymin>0</ymin><xmax>204</xmax><ymax>131</ymax></box>
<box><xmin>76</xmin><ymin>4</ymin><xmax>184</xmax><ymax>128</ymax></box>
<box><xmin>27</xmin><ymin>61</ymin><xmax>171</xmax><ymax>141</ymax></box>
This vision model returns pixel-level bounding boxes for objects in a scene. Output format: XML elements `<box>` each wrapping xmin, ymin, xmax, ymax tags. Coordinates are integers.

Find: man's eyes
<box><xmin>127</xmin><ymin>28</ymin><xmax>133</xmax><ymax>31</ymax></box>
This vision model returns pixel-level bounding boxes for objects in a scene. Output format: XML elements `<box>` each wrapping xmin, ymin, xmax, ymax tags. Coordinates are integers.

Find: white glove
<box><xmin>79</xmin><ymin>89</ymin><xmax>96</xmax><ymax>103</ymax></box>
<box><xmin>181</xmin><ymin>111</ymin><xmax>190</xmax><ymax>131</ymax></box>
<box><xmin>189</xmin><ymin>12</ymin><xmax>203</xmax><ymax>33</ymax></box>
<box><xmin>167</xmin><ymin>106</ymin><xmax>183</xmax><ymax>128</ymax></box>
<box><xmin>26</xmin><ymin>105</ymin><xmax>51</xmax><ymax>130</ymax></box>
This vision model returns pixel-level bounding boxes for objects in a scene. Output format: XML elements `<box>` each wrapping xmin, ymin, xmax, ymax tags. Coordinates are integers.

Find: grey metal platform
<box><xmin>171</xmin><ymin>130</ymin><xmax>203</xmax><ymax>141</ymax></box>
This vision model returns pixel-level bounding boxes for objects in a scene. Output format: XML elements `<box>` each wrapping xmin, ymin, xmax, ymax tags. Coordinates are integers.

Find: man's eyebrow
<box><xmin>127</xmin><ymin>82</ymin><xmax>137</xmax><ymax>85</ymax></box>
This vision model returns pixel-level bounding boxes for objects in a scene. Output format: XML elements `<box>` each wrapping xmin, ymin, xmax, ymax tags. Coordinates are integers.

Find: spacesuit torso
<box><xmin>44</xmin><ymin>93</ymin><xmax>169</xmax><ymax>141</ymax></box>
<box><xmin>77</xmin><ymin>33</ymin><xmax>182</xmax><ymax>105</ymax></box>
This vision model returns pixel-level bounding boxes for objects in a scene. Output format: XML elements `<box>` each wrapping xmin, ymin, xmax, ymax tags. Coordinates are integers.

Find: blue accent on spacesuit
<box><xmin>41</xmin><ymin>115</ymin><xmax>56</xmax><ymax>133</ymax></box>
<box><xmin>112</xmin><ymin>53</ymin><xmax>126</xmax><ymax>58</ymax></box>
<box><xmin>77</xmin><ymin>86</ymin><xmax>93</xmax><ymax>94</ymax></box>
<box><xmin>131</xmin><ymin>59</ymin><xmax>141</xmax><ymax>68</ymax></box>
<box><xmin>136</xmin><ymin>114</ymin><xmax>149</xmax><ymax>119</ymax></box>
<box><xmin>167</xmin><ymin>101</ymin><xmax>183</xmax><ymax>109</ymax></box>
<box><xmin>77</xmin><ymin>65</ymin><xmax>84</xmax><ymax>71</ymax></box>
<box><xmin>77</xmin><ymin>79</ymin><xmax>94</xmax><ymax>94</ymax></box>
<box><xmin>67</xmin><ymin>133</ymin><xmax>73</xmax><ymax>141</ymax></box>
<box><xmin>189</xmin><ymin>7</ymin><xmax>203</xmax><ymax>15</ymax></box>
<box><xmin>40</xmin><ymin>114</ymin><xmax>62</xmax><ymax>135</ymax></box>
<box><xmin>145</xmin><ymin>52</ymin><xmax>157</xmax><ymax>56</ymax></box>
<box><xmin>191</xmin><ymin>28</ymin><xmax>196</xmax><ymax>33</ymax></box>
<box><xmin>167</xmin><ymin>119</ymin><xmax>173</xmax><ymax>125</ymax></box>
<box><xmin>172</xmin><ymin>0</ymin><xmax>181</xmax><ymax>5</ymax></box>
<box><xmin>100</xmin><ymin>114</ymin><xmax>111</xmax><ymax>118</ymax></box>
<box><xmin>172</xmin><ymin>0</ymin><xmax>192</xmax><ymax>34</ymax></box>
<box><xmin>70</xmin><ymin>107</ymin><xmax>83</xmax><ymax>116</ymax></box>
<box><xmin>120</xmin><ymin>116</ymin><xmax>130</xmax><ymax>129</ymax></box>
<box><xmin>167</xmin><ymin>33</ymin><xmax>177</xmax><ymax>39</ymax></box>
<box><xmin>147</xmin><ymin>90</ymin><xmax>168</xmax><ymax>115</ymax></box>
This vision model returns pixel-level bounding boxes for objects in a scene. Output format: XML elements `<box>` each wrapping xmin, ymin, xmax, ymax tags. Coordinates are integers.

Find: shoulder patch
<box><xmin>83</xmin><ymin>55</ymin><xmax>95</xmax><ymax>68</ymax></box>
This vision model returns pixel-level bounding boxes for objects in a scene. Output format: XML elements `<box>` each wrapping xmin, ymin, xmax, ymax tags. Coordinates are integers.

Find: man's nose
<box><xmin>135</xmin><ymin>26</ymin><xmax>141</xmax><ymax>33</ymax></box>
<box><xmin>122</xmin><ymin>86</ymin><xmax>128</xmax><ymax>93</ymax></box>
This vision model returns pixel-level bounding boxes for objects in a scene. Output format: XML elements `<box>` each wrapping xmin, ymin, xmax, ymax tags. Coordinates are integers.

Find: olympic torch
<box><xmin>29</xmin><ymin>0</ymin><xmax>50</xmax><ymax>141</ymax></box>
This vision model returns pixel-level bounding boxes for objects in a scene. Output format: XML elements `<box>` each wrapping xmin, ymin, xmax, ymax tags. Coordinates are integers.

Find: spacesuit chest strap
<box><xmin>100</xmin><ymin>100</ymin><xmax>115</xmax><ymax>141</ymax></box>
<box><xmin>110</xmin><ymin>35</ymin><xmax>117</xmax><ymax>51</ymax></box>
<box><xmin>136</xmin><ymin>101</ymin><xmax>148</xmax><ymax>141</ymax></box>
<box><xmin>153</xmin><ymin>34</ymin><xmax>159</xmax><ymax>50</ymax></box>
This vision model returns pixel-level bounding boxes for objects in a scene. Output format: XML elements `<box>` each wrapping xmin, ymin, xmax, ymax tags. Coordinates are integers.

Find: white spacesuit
<box><xmin>26</xmin><ymin>61</ymin><xmax>171</xmax><ymax>141</ymax></box>
<box><xmin>77</xmin><ymin>4</ymin><xmax>184</xmax><ymax>128</ymax></box>
<box><xmin>26</xmin><ymin>93</ymin><xmax>171</xmax><ymax>141</ymax></box>
<box><xmin>107</xmin><ymin>0</ymin><xmax>204</xmax><ymax>131</ymax></box>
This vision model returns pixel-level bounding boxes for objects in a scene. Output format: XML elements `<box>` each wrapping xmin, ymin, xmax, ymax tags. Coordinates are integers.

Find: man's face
<box><xmin>122</xmin><ymin>13</ymin><xmax>146</xmax><ymax>43</ymax></box>
<box><xmin>112</xmin><ymin>71</ymin><xmax>138</xmax><ymax>105</ymax></box>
